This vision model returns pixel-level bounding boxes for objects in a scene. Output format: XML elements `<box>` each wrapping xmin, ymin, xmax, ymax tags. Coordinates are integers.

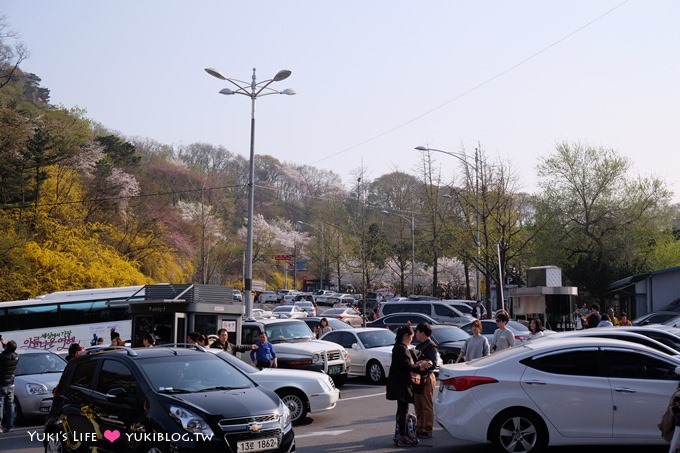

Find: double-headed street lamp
<box><xmin>382</xmin><ymin>210</ymin><xmax>415</xmax><ymax>295</ymax></box>
<box><xmin>205</xmin><ymin>67</ymin><xmax>295</xmax><ymax>319</ymax></box>
<box><xmin>415</xmin><ymin>145</ymin><xmax>481</xmax><ymax>304</ymax></box>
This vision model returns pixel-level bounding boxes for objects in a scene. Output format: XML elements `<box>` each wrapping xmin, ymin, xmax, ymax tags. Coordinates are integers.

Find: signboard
<box><xmin>275</xmin><ymin>255</ymin><xmax>294</xmax><ymax>261</ymax></box>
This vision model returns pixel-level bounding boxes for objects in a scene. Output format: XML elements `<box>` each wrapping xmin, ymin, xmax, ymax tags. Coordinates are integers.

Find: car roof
<box><xmin>244</xmin><ymin>318</ymin><xmax>305</xmax><ymax>325</ymax></box>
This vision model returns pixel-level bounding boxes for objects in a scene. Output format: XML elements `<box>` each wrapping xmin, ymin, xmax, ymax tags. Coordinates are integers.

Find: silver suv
<box><xmin>241</xmin><ymin>319</ymin><xmax>350</xmax><ymax>387</ymax></box>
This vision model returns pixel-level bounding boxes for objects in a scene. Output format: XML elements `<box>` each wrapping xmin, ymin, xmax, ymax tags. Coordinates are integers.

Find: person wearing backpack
<box><xmin>386</xmin><ymin>326</ymin><xmax>430</xmax><ymax>447</ymax></box>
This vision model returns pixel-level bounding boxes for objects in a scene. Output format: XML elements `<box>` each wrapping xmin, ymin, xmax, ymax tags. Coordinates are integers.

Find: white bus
<box><xmin>0</xmin><ymin>286</ymin><xmax>144</xmax><ymax>353</ymax></box>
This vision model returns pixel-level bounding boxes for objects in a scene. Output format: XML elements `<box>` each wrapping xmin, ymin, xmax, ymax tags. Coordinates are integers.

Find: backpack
<box><xmin>393</xmin><ymin>412</ymin><xmax>419</xmax><ymax>446</ymax></box>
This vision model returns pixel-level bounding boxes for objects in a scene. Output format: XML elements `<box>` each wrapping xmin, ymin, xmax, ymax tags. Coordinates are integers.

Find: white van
<box><xmin>379</xmin><ymin>300</ymin><xmax>474</xmax><ymax>326</ymax></box>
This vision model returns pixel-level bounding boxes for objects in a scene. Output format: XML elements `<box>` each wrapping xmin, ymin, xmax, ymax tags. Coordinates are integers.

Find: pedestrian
<box><xmin>597</xmin><ymin>313</ymin><xmax>614</xmax><ymax>327</ymax></box>
<box><xmin>250</xmin><ymin>332</ymin><xmax>277</xmax><ymax>369</ymax></box>
<box><xmin>413</xmin><ymin>323</ymin><xmax>438</xmax><ymax>439</ymax></box>
<box><xmin>617</xmin><ymin>312</ymin><xmax>632</xmax><ymax>326</ymax></box>
<box><xmin>97</xmin><ymin>337</ymin><xmax>105</xmax><ymax>345</ymax></box>
<box><xmin>142</xmin><ymin>333</ymin><xmax>155</xmax><ymax>347</ymax></box>
<box><xmin>528</xmin><ymin>318</ymin><xmax>545</xmax><ymax>339</ymax></box>
<box><xmin>473</xmin><ymin>300</ymin><xmax>487</xmax><ymax>319</ymax></box>
<box><xmin>456</xmin><ymin>319</ymin><xmax>490</xmax><ymax>362</ymax></box>
<box><xmin>318</xmin><ymin>318</ymin><xmax>332</xmax><ymax>337</ymax></box>
<box><xmin>607</xmin><ymin>307</ymin><xmax>619</xmax><ymax>325</ymax></box>
<box><xmin>110</xmin><ymin>329</ymin><xmax>125</xmax><ymax>346</ymax></box>
<box><xmin>491</xmin><ymin>311</ymin><xmax>515</xmax><ymax>352</ymax></box>
<box><xmin>573</xmin><ymin>304</ymin><xmax>584</xmax><ymax>330</ymax></box>
<box><xmin>586</xmin><ymin>303</ymin><xmax>602</xmax><ymax>329</ymax></box>
<box><xmin>210</xmin><ymin>328</ymin><xmax>255</xmax><ymax>355</ymax></box>
<box><xmin>65</xmin><ymin>343</ymin><xmax>84</xmax><ymax>362</ymax></box>
<box><xmin>0</xmin><ymin>339</ymin><xmax>19</xmax><ymax>433</ymax></box>
<box><xmin>386</xmin><ymin>326</ymin><xmax>430</xmax><ymax>447</ymax></box>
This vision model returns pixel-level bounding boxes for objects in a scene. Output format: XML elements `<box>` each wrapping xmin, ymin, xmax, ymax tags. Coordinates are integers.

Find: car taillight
<box><xmin>337</xmin><ymin>316</ymin><xmax>344</xmax><ymax>320</ymax></box>
<box><xmin>441</xmin><ymin>376</ymin><xmax>498</xmax><ymax>391</ymax></box>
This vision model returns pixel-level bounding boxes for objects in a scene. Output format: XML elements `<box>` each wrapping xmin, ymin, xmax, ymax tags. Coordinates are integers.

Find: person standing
<box><xmin>528</xmin><ymin>318</ymin><xmax>546</xmax><ymax>339</ymax></box>
<box><xmin>617</xmin><ymin>312</ymin><xmax>632</xmax><ymax>326</ymax></box>
<box><xmin>0</xmin><ymin>339</ymin><xmax>19</xmax><ymax>433</ymax></box>
<box><xmin>491</xmin><ymin>311</ymin><xmax>515</xmax><ymax>353</ymax></box>
<box><xmin>473</xmin><ymin>300</ymin><xmax>487</xmax><ymax>319</ymax></box>
<box><xmin>210</xmin><ymin>328</ymin><xmax>255</xmax><ymax>355</ymax></box>
<box><xmin>386</xmin><ymin>326</ymin><xmax>429</xmax><ymax>447</ymax></box>
<box><xmin>586</xmin><ymin>303</ymin><xmax>602</xmax><ymax>329</ymax></box>
<box><xmin>456</xmin><ymin>319</ymin><xmax>490</xmax><ymax>362</ymax></box>
<box><xmin>65</xmin><ymin>343</ymin><xmax>84</xmax><ymax>362</ymax></box>
<box><xmin>318</xmin><ymin>318</ymin><xmax>332</xmax><ymax>338</ymax></box>
<box><xmin>250</xmin><ymin>332</ymin><xmax>278</xmax><ymax>369</ymax></box>
<box><xmin>414</xmin><ymin>323</ymin><xmax>438</xmax><ymax>439</ymax></box>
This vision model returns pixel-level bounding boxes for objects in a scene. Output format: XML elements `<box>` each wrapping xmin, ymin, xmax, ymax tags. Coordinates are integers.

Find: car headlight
<box><xmin>279</xmin><ymin>401</ymin><xmax>292</xmax><ymax>431</ymax></box>
<box><xmin>312</xmin><ymin>353</ymin><xmax>322</xmax><ymax>364</ymax></box>
<box><xmin>169</xmin><ymin>405</ymin><xmax>214</xmax><ymax>435</ymax></box>
<box><xmin>26</xmin><ymin>383</ymin><xmax>49</xmax><ymax>395</ymax></box>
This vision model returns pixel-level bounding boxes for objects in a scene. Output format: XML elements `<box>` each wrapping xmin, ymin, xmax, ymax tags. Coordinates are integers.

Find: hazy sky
<box><xmin>5</xmin><ymin>1</ymin><xmax>680</xmax><ymax>200</ymax></box>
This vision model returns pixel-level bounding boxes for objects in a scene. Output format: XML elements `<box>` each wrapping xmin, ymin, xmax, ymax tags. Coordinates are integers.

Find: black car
<box><xmin>366</xmin><ymin>312</ymin><xmax>440</xmax><ymax>331</ymax></box>
<box><xmin>44</xmin><ymin>346</ymin><xmax>295</xmax><ymax>453</ymax></box>
<box><xmin>412</xmin><ymin>324</ymin><xmax>470</xmax><ymax>364</ymax></box>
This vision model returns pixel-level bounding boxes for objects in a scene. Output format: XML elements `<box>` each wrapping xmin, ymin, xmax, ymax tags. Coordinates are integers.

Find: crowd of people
<box><xmin>574</xmin><ymin>303</ymin><xmax>632</xmax><ymax>329</ymax></box>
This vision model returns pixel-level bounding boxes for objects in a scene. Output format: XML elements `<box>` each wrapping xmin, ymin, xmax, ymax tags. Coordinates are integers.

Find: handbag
<box><xmin>409</xmin><ymin>372</ymin><xmax>421</xmax><ymax>386</ymax></box>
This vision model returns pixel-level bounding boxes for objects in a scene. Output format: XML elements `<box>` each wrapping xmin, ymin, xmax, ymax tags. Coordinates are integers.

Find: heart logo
<box><xmin>103</xmin><ymin>430</ymin><xmax>121</xmax><ymax>443</ymax></box>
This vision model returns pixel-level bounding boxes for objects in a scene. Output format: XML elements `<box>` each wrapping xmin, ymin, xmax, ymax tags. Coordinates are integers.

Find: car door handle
<box><xmin>614</xmin><ymin>387</ymin><xmax>636</xmax><ymax>393</ymax></box>
<box><xmin>523</xmin><ymin>380</ymin><xmax>546</xmax><ymax>385</ymax></box>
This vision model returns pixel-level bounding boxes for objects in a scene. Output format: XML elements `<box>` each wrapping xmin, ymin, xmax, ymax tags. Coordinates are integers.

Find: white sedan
<box><xmin>435</xmin><ymin>336</ymin><xmax>680</xmax><ymax>453</ymax></box>
<box><xmin>214</xmin><ymin>350</ymin><xmax>339</xmax><ymax>424</ymax></box>
<box><xmin>321</xmin><ymin>327</ymin><xmax>396</xmax><ymax>384</ymax></box>
<box><xmin>272</xmin><ymin>305</ymin><xmax>308</xmax><ymax>318</ymax></box>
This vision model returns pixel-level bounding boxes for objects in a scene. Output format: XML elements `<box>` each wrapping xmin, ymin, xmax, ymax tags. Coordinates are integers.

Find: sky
<box><xmin>4</xmin><ymin>1</ymin><xmax>680</xmax><ymax>201</ymax></box>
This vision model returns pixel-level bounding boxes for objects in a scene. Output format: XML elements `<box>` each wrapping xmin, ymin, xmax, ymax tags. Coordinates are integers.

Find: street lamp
<box><xmin>382</xmin><ymin>210</ymin><xmax>415</xmax><ymax>295</ymax></box>
<box><xmin>206</xmin><ymin>67</ymin><xmax>295</xmax><ymax>319</ymax></box>
<box><xmin>415</xmin><ymin>145</ymin><xmax>481</xmax><ymax>304</ymax></box>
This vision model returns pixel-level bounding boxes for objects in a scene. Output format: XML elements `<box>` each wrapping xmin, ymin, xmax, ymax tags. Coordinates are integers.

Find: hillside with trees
<box><xmin>2</xmin><ymin>19</ymin><xmax>679</xmax><ymax>304</ymax></box>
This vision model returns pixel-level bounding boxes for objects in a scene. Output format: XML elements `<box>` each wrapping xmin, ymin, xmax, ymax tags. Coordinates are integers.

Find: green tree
<box><xmin>534</xmin><ymin>142</ymin><xmax>673</xmax><ymax>299</ymax></box>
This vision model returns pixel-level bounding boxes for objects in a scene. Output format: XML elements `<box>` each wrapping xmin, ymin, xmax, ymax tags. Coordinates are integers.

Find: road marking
<box><xmin>339</xmin><ymin>392</ymin><xmax>385</xmax><ymax>401</ymax></box>
<box><xmin>295</xmin><ymin>429</ymin><xmax>352</xmax><ymax>438</ymax></box>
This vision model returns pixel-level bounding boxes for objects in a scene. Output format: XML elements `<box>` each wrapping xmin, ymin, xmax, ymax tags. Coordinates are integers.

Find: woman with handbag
<box><xmin>386</xmin><ymin>326</ymin><xmax>430</xmax><ymax>447</ymax></box>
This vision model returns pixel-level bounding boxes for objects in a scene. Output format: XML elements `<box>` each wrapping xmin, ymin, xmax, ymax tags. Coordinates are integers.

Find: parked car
<box><xmin>13</xmin><ymin>349</ymin><xmax>66</xmax><ymax>422</ymax></box>
<box><xmin>321</xmin><ymin>307</ymin><xmax>364</xmax><ymax>327</ymax></box>
<box><xmin>441</xmin><ymin>300</ymin><xmax>476</xmax><ymax>316</ymax></box>
<box><xmin>258</xmin><ymin>290</ymin><xmax>278</xmax><ymax>303</ymax></box>
<box><xmin>320</xmin><ymin>328</ymin><xmax>396</xmax><ymax>384</ymax></box>
<box><xmin>458</xmin><ymin>319</ymin><xmax>531</xmax><ymax>345</ymax></box>
<box><xmin>366</xmin><ymin>312</ymin><xmax>440</xmax><ymax>331</ymax></box>
<box><xmin>632</xmin><ymin>311</ymin><xmax>680</xmax><ymax>326</ymax></box>
<box><xmin>412</xmin><ymin>324</ymin><xmax>470</xmax><ymax>364</ymax></box>
<box><xmin>293</xmin><ymin>300</ymin><xmax>317</xmax><ymax>317</ymax></box>
<box><xmin>250</xmin><ymin>308</ymin><xmax>273</xmax><ymax>319</ymax></box>
<box><xmin>45</xmin><ymin>346</ymin><xmax>294</xmax><ymax>452</ymax></box>
<box><xmin>213</xmin><ymin>349</ymin><xmax>339</xmax><ymax>424</ymax></box>
<box><xmin>435</xmin><ymin>337</ymin><xmax>680</xmax><ymax>453</ymax></box>
<box><xmin>538</xmin><ymin>328</ymin><xmax>680</xmax><ymax>356</ymax></box>
<box><xmin>272</xmin><ymin>305</ymin><xmax>308</xmax><ymax>319</ymax></box>
<box><xmin>327</xmin><ymin>293</ymin><xmax>357</xmax><ymax>307</ymax></box>
<box><xmin>313</xmin><ymin>290</ymin><xmax>337</xmax><ymax>306</ymax></box>
<box><xmin>232</xmin><ymin>289</ymin><xmax>243</xmax><ymax>302</ymax></box>
<box><xmin>240</xmin><ymin>319</ymin><xmax>350</xmax><ymax>387</ymax></box>
<box><xmin>303</xmin><ymin>317</ymin><xmax>355</xmax><ymax>336</ymax></box>
<box><xmin>612</xmin><ymin>325</ymin><xmax>680</xmax><ymax>353</ymax></box>
<box><xmin>379</xmin><ymin>300</ymin><xmax>474</xmax><ymax>326</ymax></box>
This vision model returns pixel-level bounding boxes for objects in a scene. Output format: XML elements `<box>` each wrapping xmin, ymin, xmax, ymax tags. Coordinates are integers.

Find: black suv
<box><xmin>44</xmin><ymin>346</ymin><xmax>295</xmax><ymax>453</ymax></box>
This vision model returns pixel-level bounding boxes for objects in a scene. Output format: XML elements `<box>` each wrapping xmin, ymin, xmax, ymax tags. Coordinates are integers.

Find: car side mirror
<box><xmin>352</xmin><ymin>343</ymin><xmax>359</xmax><ymax>350</ymax></box>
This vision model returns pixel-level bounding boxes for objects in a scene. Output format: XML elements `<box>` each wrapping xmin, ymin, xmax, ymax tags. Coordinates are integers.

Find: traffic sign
<box><xmin>275</xmin><ymin>255</ymin><xmax>294</xmax><ymax>261</ymax></box>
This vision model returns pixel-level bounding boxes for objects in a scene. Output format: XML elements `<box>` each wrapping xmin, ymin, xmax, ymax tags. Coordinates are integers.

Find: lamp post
<box><xmin>205</xmin><ymin>67</ymin><xmax>295</xmax><ymax>319</ymax></box>
<box><xmin>382</xmin><ymin>210</ymin><xmax>415</xmax><ymax>295</ymax></box>
<box><xmin>415</xmin><ymin>145</ymin><xmax>481</xmax><ymax>304</ymax></box>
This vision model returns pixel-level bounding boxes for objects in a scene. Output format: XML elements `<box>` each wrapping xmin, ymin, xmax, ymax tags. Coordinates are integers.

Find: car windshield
<box><xmin>16</xmin><ymin>352</ymin><xmax>66</xmax><ymax>375</ymax></box>
<box><xmin>273</xmin><ymin>306</ymin><xmax>293</xmax><ymax>312</ymax></box>
<box><xmin>215</xmin><ymin>351</ymin><xmax>259</xmax><ymax>374</ymax></box>
<box><xmin>431</xmin><ymin>327</ymin><xmax>469</xmax><ymax>343</ymax></box>
<box><xmin>140</xmin><ymin>355</ymin><xmax>254</xmax><ymax>393</ymax></box>
<box><xmin>357</xmin><ymin>329</ymin><xmax>396</xmax><ymax>348</ymax></box>
<box><xmin>265</xmin><ymin>321</ymin><xmax>315</xmax><ymax>342</ymax></box>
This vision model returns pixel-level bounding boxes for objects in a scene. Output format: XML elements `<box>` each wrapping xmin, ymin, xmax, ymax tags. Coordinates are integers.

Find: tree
<box><xmin>0</xmin><ymin>16</ymin><xmax>28</xmax><ymax>91</ymax></box>
<box><xmin>534</xmin><ymin>142</ymin><xmax>673</xmax><ymax>299</ymax></box>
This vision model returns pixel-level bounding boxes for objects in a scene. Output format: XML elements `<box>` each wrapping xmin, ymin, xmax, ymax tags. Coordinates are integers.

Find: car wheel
<box><xmin>366</xmin><ymin>360</ymin><xmax>386</xmax><ymax>384</ymax></box>
<box><xmin>331</xmin><ymin>374</ymin><xmax>347</xmax><ymax>388</ymax></box>
<box><xmin>44</xmin><ymin>428</ymin><xmax>68</xmax><ymax>453</ymax></box>
<box><xmin>13</xmin><ymin>399</ymin><xmax>24</xmax><ymax>425</ymax></box>
<box><xmin>277</xmin><ymin>390</ymin><xmax>308</xmax><ymax>424</ymax></box>
<box><xmin>490</xmin><ymin>409</ymin><xmax>548</xmax><ymax>453</ymax></box>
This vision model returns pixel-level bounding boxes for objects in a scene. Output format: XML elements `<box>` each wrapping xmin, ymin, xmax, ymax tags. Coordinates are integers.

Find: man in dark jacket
<box><xmin>210</xmin><ymin>328</ymin><xmax>255</xmax><ymax>355</ymax></box>
<box><xmin>0</xmin><ymin>339</ymin><xmax>19</xmax><ymax>433</ymax></box>
<box><xmin>414</xmin><ymin>323</ymin><xmax>438</xmax><ymax>439</ymax></box>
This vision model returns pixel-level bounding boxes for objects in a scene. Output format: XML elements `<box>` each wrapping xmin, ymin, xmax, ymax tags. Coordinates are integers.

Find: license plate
<box><xmin>328</xmin><ymin>365</ymin><xmax>342</xmax><ymax>375</ymax></box>
<box><xmin>237</xmin><ymin>437</ymin><xmax>279</xmax><ymax>453</ymax></box>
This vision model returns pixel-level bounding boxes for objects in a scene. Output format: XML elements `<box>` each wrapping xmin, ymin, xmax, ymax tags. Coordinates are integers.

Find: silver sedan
<box><xmin>14</xmin><ymin>349</ymin><xmax>66</xmax><ymax>422</ymax></box>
